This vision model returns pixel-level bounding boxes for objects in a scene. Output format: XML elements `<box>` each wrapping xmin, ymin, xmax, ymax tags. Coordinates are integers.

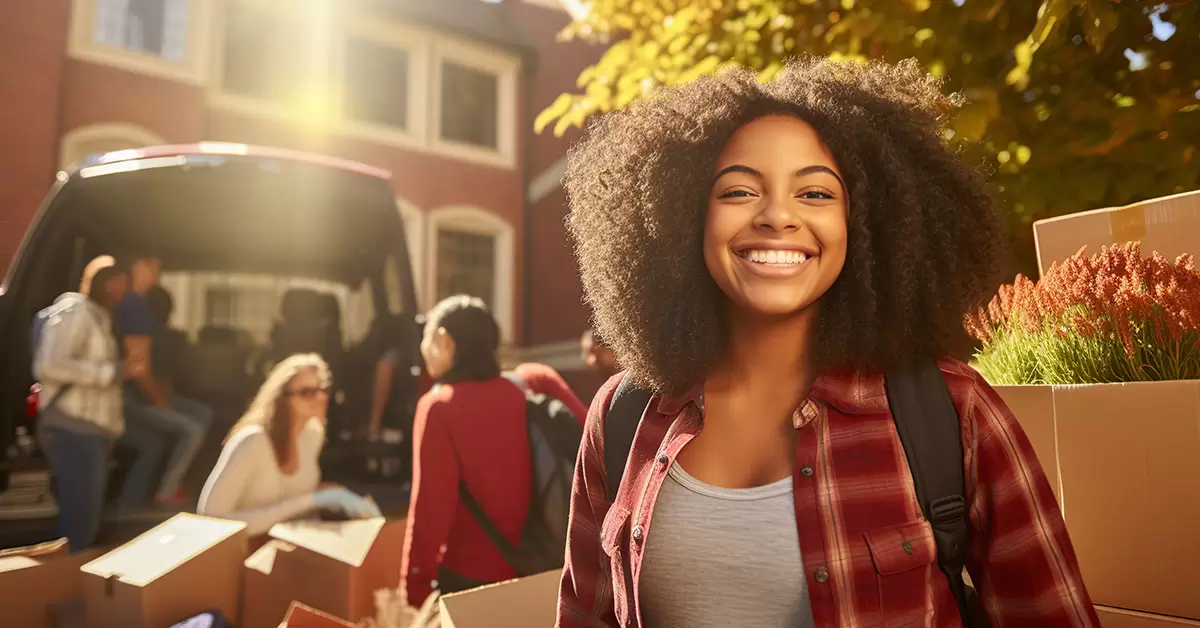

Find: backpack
<box><xmin>604</xmin><ymin>360</ymin><xmax>991</xmax><ymax>628</ymax></box>
<box><xmin>456</xmin><ymin>372</ymin><xmax>584</xmax><ymax>576</ymax></box>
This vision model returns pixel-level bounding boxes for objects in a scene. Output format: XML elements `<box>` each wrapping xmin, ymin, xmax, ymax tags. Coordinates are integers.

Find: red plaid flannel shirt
<box><xmin>556</xmin><ymin>359</ymin><xmax>1099</xmax><ymax>627</ymax></box>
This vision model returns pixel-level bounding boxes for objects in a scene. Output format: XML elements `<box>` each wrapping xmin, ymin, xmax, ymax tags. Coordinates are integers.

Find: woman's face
<box><xmin>284</xmin><ymin>368</ymin><xmax>330</xmax><ymax>425</ymax></box>
<box><xmin>420</xmin><ymin>324</ymin><xmax>456</xmax><ymax>380</ymax></box>
<box><xmin>703</xmin><ymin>115</ymin><xmax>849</xmax><ymax>318</ymax></box>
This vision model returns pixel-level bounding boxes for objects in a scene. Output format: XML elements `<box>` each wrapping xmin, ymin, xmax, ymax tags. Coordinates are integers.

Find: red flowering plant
<box><xmin>965</xmin><ymin>242</ymin><xmax>1200</xmax><ymax>385</ymax></box>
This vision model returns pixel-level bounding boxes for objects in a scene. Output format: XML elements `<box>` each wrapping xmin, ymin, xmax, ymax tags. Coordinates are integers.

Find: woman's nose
<box><xmin>753</xmin><ymin>196</ymin><xmax>803</xmax><ymax>233</ymax></box>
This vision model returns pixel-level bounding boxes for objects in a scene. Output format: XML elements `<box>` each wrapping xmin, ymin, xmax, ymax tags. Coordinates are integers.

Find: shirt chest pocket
<box><xmin>601</xmin><ymin>505</ymin><xmax>635</xmax><ymax>628</ymax></box>
<box><xmin>864</xmin><ymin>519</ymin><xmax>940</xmax><ymax>623</ymax></box>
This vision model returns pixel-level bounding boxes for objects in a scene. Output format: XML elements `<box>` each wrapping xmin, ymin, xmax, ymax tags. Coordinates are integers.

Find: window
<box><xmin>435</xmin><ymin>230</ymin><xmax>496</xmax><ymax>306</ymax></box>
<box><xmin>426</xmin><ymin>206</ymin><xmax>514</xmax><ymax>341</ymax></box>
<box><xmin>204</xmin><ymin>286</ymin><xmax>239</xmax><ymax>327</ymax></box>
<box><xmin>69</xmin><ymin>0</ymin><xmax>209</xmax><ymax>83</ymax></box>
<box><xmin>431</xmin><ymin>37</ymin><xmax>519</xmax><ymax>168</ymax></box>
<box><xmin>220</xmin><ymin>4</ymin><xmax>308</xmax><ymax>106</ymax></box>
<box><xmin>93</xmin><ymin>0</ymin><xmax>189</xmax><ymax>61</ymax></box>
<box><xmin>344</xmin><ymin>39</ymin><xmax>410</xmax><ymax>130</ymax></box>
<box><xmin>439</xmin><ymin>62</ymin><xmax>498</xmax><ymax>149</ymax></box>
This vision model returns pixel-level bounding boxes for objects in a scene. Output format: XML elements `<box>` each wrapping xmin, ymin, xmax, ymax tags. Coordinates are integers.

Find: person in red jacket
<box><xmin>400</xmin><ymin>294</ymin><xmax>531</xmax><ymax>605</ymax></box>
<box><xmin>511</xmin><ymin>361</ymin><xmax>588</xmax><ymax>426</ymax></box>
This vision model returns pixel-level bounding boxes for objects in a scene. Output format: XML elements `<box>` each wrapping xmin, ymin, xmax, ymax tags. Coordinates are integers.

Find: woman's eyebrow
<box><xmin>712</xmin><ymin>164</ymin><xmax>762</xmax><ymax>185</ymax></box>
<box><xmin>795</xmin><ymin>165</ymin><xmax>845</xmax><ymax>188</ymax></box>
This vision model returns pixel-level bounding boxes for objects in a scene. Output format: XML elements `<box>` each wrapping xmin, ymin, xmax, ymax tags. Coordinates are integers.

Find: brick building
<box><xmin>0</xmin><ymin>0</ymin><xmax>608</xmax><ymax>399</ymax></box>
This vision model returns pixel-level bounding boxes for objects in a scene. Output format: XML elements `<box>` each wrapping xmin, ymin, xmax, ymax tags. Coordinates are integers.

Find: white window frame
<box><xmin>333</xmin><ymin>16</ymin><xmax>429</xmax><ymax>150</ymax></box>
<box><xmin>430</xmin><ymin>35</ymin><xmax>520</xmax><ymax>170</ymax></box>
<box><xmin>59</xmin><ymin>122</ymin><xmax>167</xmax><ymax>170</ymax></box>
<box><xmin>208</xmin><ymin>0</ymin><xmax>336</xmax><ymax>126</ymax></box>
<box><xmin>426</xmin><ymin>206</ymin><xmax>515</xmax><ymax>342</ymax></box>
<box><xmin>68</xmin><ymin>0</ymin><xmax>213</xmax><ymax>84</ymax></box>
<box><xmin>396</xmin><ymin>198</ymin><xmax>426</xmax><ymax>309</ymax></box>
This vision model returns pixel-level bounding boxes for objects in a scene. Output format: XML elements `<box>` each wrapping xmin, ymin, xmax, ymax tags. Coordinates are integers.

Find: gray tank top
<box><xmin>639</xmin><ymin>462</ymin><xmax>815</xmax><ymax>628</ymax></box>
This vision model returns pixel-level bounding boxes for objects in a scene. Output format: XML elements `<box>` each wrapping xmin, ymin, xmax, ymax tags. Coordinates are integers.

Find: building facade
<box><xmin>0</xmin><ymin>0</ymin><xmax>607</xmax><ymax>399</ymax></box>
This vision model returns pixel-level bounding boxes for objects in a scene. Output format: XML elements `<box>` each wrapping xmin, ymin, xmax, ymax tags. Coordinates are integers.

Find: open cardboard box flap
<box><xmin>278</xmin><ymin>601</ymin><xmax>356</xmax><ymax>627</ymax></box>
<box><xmin>268</xmin><ymin>517</ymin><xmax>388</xmax><ymax>567</ymax></box>
<box><xmin>243</xmin><ymin>517</ymin><xmax>405</xmax><ymax>628</ymax></box>
<box><xmin>1033</xmin><ymin>189</ymin><xmax>1200</xmax><ymax>277</ymax></box>
<box><xmin>0</xmin><ymin>538</ymin><xmax>99</xmax><ymax>628</ymax></box>
<box><xmin>439</xmin><ymin>570</ymin><xmax>561</xmax><ymax>628</ymax></box>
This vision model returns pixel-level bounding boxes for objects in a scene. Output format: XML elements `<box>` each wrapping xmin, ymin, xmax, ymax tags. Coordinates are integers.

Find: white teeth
<box><xmin>744</xmin><ymin>249</ymin><xmax>809</xmax><ymax>265</ymax></box>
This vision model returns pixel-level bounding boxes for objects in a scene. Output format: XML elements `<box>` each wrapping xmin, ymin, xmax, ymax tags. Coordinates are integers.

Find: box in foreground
<box><xmin>438</xmin><ymin>569</ymin><xmax>560</xmax><ymax>628</ymax></box>
<box><xmin>81</xmin><ymin>513</ymin><xmax>247</xmax><ymax>628</ymax></box>
<box><xmin>242</xmin><ymin>517</ymin><xmax>405</xmax><ymax>628</ymax></box>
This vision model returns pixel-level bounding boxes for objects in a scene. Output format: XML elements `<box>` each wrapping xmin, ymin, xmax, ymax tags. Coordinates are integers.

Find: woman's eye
<box><xmin>719</xmin><ymin>189</ymin><xmax>755</xmax><ymax>199</ymax></box>
<box><xmin>797</xmin><ymin>190</ymin><xmax>834</xmax><ymax>200</ymax></box>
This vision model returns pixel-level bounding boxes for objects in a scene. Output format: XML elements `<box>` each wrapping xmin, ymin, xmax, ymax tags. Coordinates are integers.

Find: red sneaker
<box><xmin>153</xmin><ymin>488</ymin><xmax>188</xmax><ymax>506</ymax></box>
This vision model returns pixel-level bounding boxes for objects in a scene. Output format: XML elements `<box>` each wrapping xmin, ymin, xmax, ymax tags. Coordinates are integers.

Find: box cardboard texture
<box><xmin>278</xmin><ymin>602</ymin><xmax>356</xmax><ymax>628</ymax></box>
<box><xmin>1097</xmin><ymin>606</ymin><xmax>1200</xmax><ymax>628</ymax></box>
<box><xmin>1033</xmin><ymin>189</ymin><xmax>1200</xmax><ymax>277</ymax></box>
<box><xmin>241</xmin><ymin>517</ymin><xmax>404</xmax><ymax>628</ymax></box>
<box><xmin>81</xmin><ymin>513</ymin><xmax>248</xmax><ymax>628</ymax></box>
<box><xmin>0</xmin><ymin>538</ymin><xmax>99</xmax><ymax>628</ymax></box>
<box><xmin>996</xmin><ymin>381</ymin><xmax>1200</xmax><ymax>620</ymax></box>
<box><xmin>438</xmin><ymin>570</ymin><xmax>561</xmax><ymax>628</ymax></box>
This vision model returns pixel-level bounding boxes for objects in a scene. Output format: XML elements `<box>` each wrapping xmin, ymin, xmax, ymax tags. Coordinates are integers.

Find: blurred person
<box><xmin>197</xmin><ymin>354</ymin><xmax>380</xmax><ymax>536</ymax></box>
<box><xmin>580</xmin><ymin>328</ymin><xmax>618</xmax><ymax>382</ymax></box>
<box><xmin>116</xmin><ymin>253</ymin><xmax>213</xmax><ymax>506</ymax></box>
<box><xmin>33</xmin><ymin>256</ymin><xmax>154</xmax><ymax>550</ymax></box>
<box><xmin>401</xmin><ymin>295</ymin><xmax>534</xmax><ymax>603</ymax></box>
<box><xmin>510</xmin><ymin>361</ymin><xmax>588</xmax><ymax>426</ymax></box>
<box><xmin>556</xmin><ymin>59</ymin><xmax>1097</xmax><ymax>627</ymax></box>
<box><xmin>145</xmin><ymin>284</ymin><xmax>187</xmax><ymax>395</ymax></box>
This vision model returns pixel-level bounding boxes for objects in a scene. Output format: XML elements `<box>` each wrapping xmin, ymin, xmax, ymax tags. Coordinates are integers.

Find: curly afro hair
<box><xmin>565</xmin><ymin>57</ymin><xmax>1008</xmax><ymax>395</ymax></box>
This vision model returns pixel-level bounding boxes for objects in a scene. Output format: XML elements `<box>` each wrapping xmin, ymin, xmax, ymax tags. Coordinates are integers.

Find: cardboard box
<box><xmin>438</xmin><ymin>570</ymin><xmax>561</xmax><ymax>628</ymax></box>
<box><xmin>278</xmin><ymin>602</ymin><xmax>355</xmax><ymax>628</ymax></box>
<box><xmin>1098</xmin><ymin>606</ymin><xmax>1200</xmax><ymax>628</ymax></box>
<box><xmin>996</xmin><ymin>381</ymin><xmax>1200</xmax><ymax>620</ymax></box>
<box><xmin>241</xmin><ymin>517</ymin><xmax>405</xmax><ymax>628</ymax></box>
<box><xmin>81</xmin><ymin>513</ymin><xmax>248</xmax><ymax>628</ymax></box>
<box><xmin>0</xmin><ymin>538</ymin><xmax>99</xmax><ymax>628</ymax></box>
<box><xmin>1033</xmin><ymin>189</ymin><xmax>1200</xmax><ymax>277</ymax></box>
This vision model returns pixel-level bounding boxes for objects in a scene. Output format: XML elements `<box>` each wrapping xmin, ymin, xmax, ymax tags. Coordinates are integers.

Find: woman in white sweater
<box><xmin>198</xmin><ymin>353</ymin><xmax>379</xmax><ymax>536</ymax></box>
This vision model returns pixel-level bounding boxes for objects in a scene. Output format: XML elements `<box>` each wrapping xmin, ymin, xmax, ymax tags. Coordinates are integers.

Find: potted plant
<box><xmin>965</xmin><ymin>242</ymin><xmax>1200</xmax><ymax>621</ymax></box>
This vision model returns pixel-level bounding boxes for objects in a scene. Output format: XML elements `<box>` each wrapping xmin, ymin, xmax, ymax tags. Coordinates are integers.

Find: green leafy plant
<box><xmin>541</xmin><ymin>1</ymin><xmax>1200</xmax><ymax>273</ymax></box>
<box><xmin>966</xmin><ymin>241</ymin><xmax>1200</xmax><ymax>385</ymax></box>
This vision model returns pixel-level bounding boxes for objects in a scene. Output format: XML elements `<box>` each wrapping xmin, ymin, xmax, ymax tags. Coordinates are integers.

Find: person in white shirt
<box><xmin>35</xmin><ymin>255</ymin><xmax>150</xmax><ymax>551</ymax></box>
<box><xmin>198</xmin><ymin>353</ymin><xmax>380</xmax><ymax>536</ymax></box>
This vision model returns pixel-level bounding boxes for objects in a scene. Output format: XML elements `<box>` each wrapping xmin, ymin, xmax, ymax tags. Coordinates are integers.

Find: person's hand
<box><xmin>313</xmin><ymin>487</ymin><xmax>382</xmax><ymax>519</ymax></box>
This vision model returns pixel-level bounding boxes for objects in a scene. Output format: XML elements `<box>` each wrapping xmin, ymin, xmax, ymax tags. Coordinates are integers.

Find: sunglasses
<box><xmin>286</xmin><ymin>385</ymin><xmax>331</xmax><ymax>399</ymax></box>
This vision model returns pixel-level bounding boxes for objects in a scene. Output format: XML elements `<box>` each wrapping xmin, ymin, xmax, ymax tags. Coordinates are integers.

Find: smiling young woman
<box><xmin>556</xmin><ymin>58</ymin><xmax>1099</xmax><ymax>628</ymax></box>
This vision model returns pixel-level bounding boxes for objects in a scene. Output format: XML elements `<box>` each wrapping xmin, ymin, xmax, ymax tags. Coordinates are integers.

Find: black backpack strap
<box><xmin>885</xmin><ymin>360</ymin><xmax>985</xmax><ymax>628</ymax></box>
<box><xmin>603</xmin><ymin>374</ymin><xmax>653</xmax><ymax>503</ymax></box>
<box><xmin>458</xmin><ymin>482</ymin><xmax>524</xmax><ymax>571</ymax></box>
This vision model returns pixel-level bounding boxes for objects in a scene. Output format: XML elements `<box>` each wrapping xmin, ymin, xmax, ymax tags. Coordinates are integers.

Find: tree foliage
<box><xmin>538</xmin><ymin>0</ymin><xmax>1200</xmax><ymax>273</ymax></box>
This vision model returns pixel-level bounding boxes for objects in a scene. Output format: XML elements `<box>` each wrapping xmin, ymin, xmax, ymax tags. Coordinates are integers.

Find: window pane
<box><xmin>221</xmin><ymin>5</ymin><xmax>305</xmax><ymax>104</ymax></box>
<box><xmin>436</xmin><ymin>230</ymin><xmax>495</xmax><ymax>306</ymax></box>
<box><xmin>204</xmin><ymin>286</ymin><xmax>238</xmax><ymax>327</ymax></box>
<box><xmin>344</xmin><ymin>39</ymin><xmax>409</xmax><ymax>130</ymax></box>
<box><xmin>439</xmin><ymin>62</ymin><xmax>498</xmax><ymax>149</ymax></box>
<box><xmin>94</xmin><ymin>0</ymin><xmax>188</xmax><ymax>61</ymax></box>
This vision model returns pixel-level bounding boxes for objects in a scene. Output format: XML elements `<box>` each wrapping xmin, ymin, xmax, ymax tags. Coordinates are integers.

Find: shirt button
<box><xmin>902</xmin><ymin>541</ymin><xmax>913</xmax><ymax>555</ymax></box>
<box><xmin>814</xmin><ymin>567</ymin><xmax>829</xmax><ymax>584</ymax></box>
<box><xmin>800</xmin><ymin>466</ymin><xmax>814</xmax><ymax>477</ymax></box>
<box><xmin>657</xmin><ymin>454</ymin><xmax>669</xmax><ymax>465</ymax></box>
<box><xmin>631</xmin><ymin>524</ymin><xmax>644</xmax><ymax>542</ymax></box>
